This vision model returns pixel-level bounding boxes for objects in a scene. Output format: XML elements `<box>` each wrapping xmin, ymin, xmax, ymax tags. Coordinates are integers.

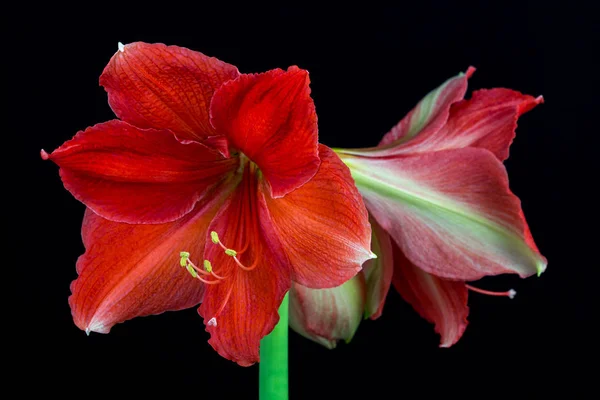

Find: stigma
<box><xmin>466</xmin><ymin>284</ymin><xmax>516</xmax><ymax>299</ymax></box>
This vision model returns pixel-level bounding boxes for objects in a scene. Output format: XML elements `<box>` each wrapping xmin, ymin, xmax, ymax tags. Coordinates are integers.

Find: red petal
<box><xmin>438</xmin><ymin>89</ymin><xmax>543</xmax><ymax>161</ymax></box>
<box><xmin>44</xmin><ymin>120</ymin><xmax>237</xmax><ymax>224</ymax></box>
<box><xmin>198</xmin><ymin>166</ymin><xmax>291</xmax><ymax>366</ymax></box>
<box><xmin>387</xmin><ymin>88</ymin><xmax>543</xmax><ymax>160</ymax></box>
<box><xmin>100</xmin><ymin>42</ymin><xmax>239</xmax><ymax>141</ymax></box>
<box><xmin>289</xmin><ymin>274</ymin><xmax>366</xmax><ymax>349</ymax></box>
<box><xmin>392</xmin><ymin>244</ymin><xmax>469</xmax><ymax>347</ymax></box>
<box><xmin>210</xmin><ymin>67</ymin><xmax>320</xmax><ymax>198</ymax></box>
<box><xmin>362</xmin><ymin>216</ymin><xmax>394</xmax><ymax>320</ymax></box>
<box><xmin>339</xmin><ymin>147</ymin><xmax>547</xmax><ymax>280</ymax></box>
<box><xmin>70</xmin><ymin>190</ymin><xmax>228</xmax><ymax>334</ymax></box>
<box><xmin>262</xmin><ymin>145</ymin><xmax>373</xmax><ymax>289</ymax></box>
<box><xmin>378</xmin><ymin>67</ymin><xmax>474</xmax><ymax>147</ymax></box>
<box><xmin>202</xmin><ymin>135</ymin><xmax>231</xmax><ymax>158</ymax></box>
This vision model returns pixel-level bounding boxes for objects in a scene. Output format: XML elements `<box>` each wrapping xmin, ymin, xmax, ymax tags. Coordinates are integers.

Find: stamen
<box><xmin>225</xmin><ymin>249</ymin><xmax>237</xmax><ymax>257</ymax></box>
<box><xmin>209</xmin><ymin>230</ymin><xmax>260</xmax><ymax>272</ymax></box>
<box><xmin>203</xmin><ymin>259</ymin><xmax>213</xmax><ymax>273</ymax></box>
<box><xmin>179</xmin><ymin>251</ymin><xmax>190</xmax><ymax>267</ymax></box>
<box><xmin>232</xmin><ymin>256</ymin><xmax>259</xmax><ymax>271</ymax></box>
<box><xmin>204</xmin><ymin>259</ymin><xmax>225</xmax><ymax>280</ymax></box>
<box><xmin>179</xmin><ymin>251</ymin><xmax>224</xmax><ymax>285</ymax></box>
<box><xmin>466</xmin><ymin>284</ymin><xmax>516</xmax><ymax>299</ymax></box>
<box><xmin>185</xmin><ymin>264</ymin><xmax>198</xmax><ymax>278</ymax></box>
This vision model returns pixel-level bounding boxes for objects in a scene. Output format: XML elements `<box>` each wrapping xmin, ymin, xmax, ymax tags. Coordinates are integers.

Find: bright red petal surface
<box><xmin>70</xmin><ymin>187</ymin><xmax>229</xmax><ymax>334</ymax></box>
<box><xmin>392</xmin><ymin>244</ymin><xmax>469</xmax><ymax>347</ymax></box>
<box><xmin>198</xmin><ymin>166</ymin><xmax>290</xmax><ymax>366</ymax></box>
<box><xmin>100</xmin><ymin>42</ymin><xmax>239</xmax><ymax>141</ymax></box>
<box><xmin>210</xmin><ymin>67</ymin><xmax>320</xmax><ymax>198</ymax></box>
<box><xmin>262</xmin><ymin>145</ymin><xmax>373</xmax><ymax>289</ymax></box>
<box><xmin>44</xmin><ymin>120</ymin><xmax>237</xmax><ymax>224</ymax></box>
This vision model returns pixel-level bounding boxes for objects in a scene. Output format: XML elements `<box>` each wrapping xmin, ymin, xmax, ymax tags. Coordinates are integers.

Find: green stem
<box><xmin>259</xmin><ymin>292</ymin><xmax>289</xmax><ymax>400</ymax></box>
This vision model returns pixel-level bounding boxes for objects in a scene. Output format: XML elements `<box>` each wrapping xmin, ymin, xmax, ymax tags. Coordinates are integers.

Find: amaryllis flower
<box><xmin>331</xmin><ymin>67</ymin><xmax>548</xmax><ymax>347</ymax></box>
<box><xmin>41</xmin><ymin>42</ymin><xmax>373</xmax><ymax>366</ymax></box>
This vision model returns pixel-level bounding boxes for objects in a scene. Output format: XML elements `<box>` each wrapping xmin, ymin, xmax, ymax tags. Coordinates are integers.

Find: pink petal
<box><xmin>378</xmin><ymin>67</ymin><xmax>474</xmax><ymax>147</ymax></box>
<box><xmin>384</xmin><ymin>88</ymin><xmax>543</xmax><ymax>160</ymax></box>
<box><xmin>338</xmin><ymin>147</ymin><xmax>547</xmax><ymax>281</ymax></box>
<box><xmin>392</xmin><ymin>244</ymin><xmax>469</xmax><ymax>348</ymax></box>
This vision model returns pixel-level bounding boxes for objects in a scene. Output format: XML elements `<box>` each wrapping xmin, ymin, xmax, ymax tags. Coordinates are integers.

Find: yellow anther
<box><xmin>186</xmin><ymin>264</ymin><xmax>198</xmax><ymax>278</ymax></box>
<box><xmin>210</xmin><ymin>231</ymin><xmax>220</xmax><ymax>244</ymax></box>
<box><xmin>225</xmin><ymin>248</ymin><xmax>237</xmax><ymax>257</ymax></box>
<box><xmin>179</xmin><ymin>251</ymin><xmax>190</xmax><ymax>267</ymax></box>
<box><xmin>203</xmin><ymin>260</ymin><xmax>213</xmax><ymax>273</ymax></box>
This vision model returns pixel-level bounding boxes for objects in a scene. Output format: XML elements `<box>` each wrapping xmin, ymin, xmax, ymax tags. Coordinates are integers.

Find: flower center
<box><xmin>466</xmin><ymin>284</ymin><xmax>516</xmax><ymax>299</ymax></box>
<box><xmin>179</xmin><ymin>155</ymin><xmax>261</xmax><ymax>285</ymax></box>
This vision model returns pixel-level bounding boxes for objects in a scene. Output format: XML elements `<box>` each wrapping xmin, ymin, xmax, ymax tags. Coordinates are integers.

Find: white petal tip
<box><xmin>369</xmin><ymin>251</ymin><xmax>378</xmax><ymax>259</ymax></box>
<box><xmin>207</xmin><ymin>317</ymin><xmax>217</xmax><ymax>327</ymax></box>
<box><xmin>85</xmin><ymin>328</ymin><xmax>91</xmax><ymax>336</ymax></box>
<box><xmin>118</xmin><ymin>42</ymin><xmax>125</xmax><ymax>52</ymax></box>
<box><xmin>508</xmin><ymin>289</ymin><xmax>517</xmax><ymax>299</ymax></box>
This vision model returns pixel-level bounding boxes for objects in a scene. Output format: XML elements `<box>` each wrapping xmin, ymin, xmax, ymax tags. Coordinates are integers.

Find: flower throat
<box><xmin>179</xmin><ymin>156</ymin><xmax>261</xmax><ymax>285</ymax></box>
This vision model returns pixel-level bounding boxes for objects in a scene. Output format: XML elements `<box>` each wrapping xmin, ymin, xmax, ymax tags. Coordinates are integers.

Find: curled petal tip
<box><xmin>465</xmin><ymin>66</ymin><xmax>476</xmax><ymax>78</ymax></box>
<box><xmin>537</xmin><ymin>261</ymin><xmax>547</xmax><ymax>277</ymax></box>
<box><xmin>508</xmin><ymin>289</ymin><xmax>517</xmax><ymax>299</ymax></box>
<box><xmin>118</xmin><ymin>42</ymin><xmax>125</xmax><ymax>52</ymax></box>
<box><xmin>369</xmin><ymin>251</ymin><xmax>378</xmax><ymax>259</ymax></box>
<box><xmin>535</xmin><ymin>95</ymin><xmax>545</xmax><ymax>104</ymax></box>
<box><xmin>40</xmin><ymin>149</ymin><xmax>49</xmax><ymax>160</ymax></box>
<box><xmin>85</xmin><ymin>328</ymin><xmax>90</xmax><ymax>336</ymax></box>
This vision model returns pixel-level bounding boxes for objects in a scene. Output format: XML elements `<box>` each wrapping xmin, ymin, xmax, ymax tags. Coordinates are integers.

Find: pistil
<box><xmin>466</xmin><ymin>284</ymin><xmax>516</xmax><ymax>299</ymax></box>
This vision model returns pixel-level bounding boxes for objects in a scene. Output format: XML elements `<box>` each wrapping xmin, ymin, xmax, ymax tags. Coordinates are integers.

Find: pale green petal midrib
<box><xmin>348</xmin><ymin>166</ymin><xmax>544</xmax><ymax>275</ymax></box>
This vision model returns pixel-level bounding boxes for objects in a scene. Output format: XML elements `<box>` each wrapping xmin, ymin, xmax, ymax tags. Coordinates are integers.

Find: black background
<box><xmin>13</xmin><ymin>2</ymin><xmax>597</xmax><ymax>398</ymax></box>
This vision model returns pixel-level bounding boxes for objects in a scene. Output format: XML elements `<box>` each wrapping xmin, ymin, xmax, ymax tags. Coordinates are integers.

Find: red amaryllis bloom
<box><xmin>42</xmin><ymin>42</ymin><xmax>373</xmax><ymax>365</ymax></box>
<box><xmin>334</xmin><ymin>68</ymin><xmax>547</xmax><ymax>347</ymax></box>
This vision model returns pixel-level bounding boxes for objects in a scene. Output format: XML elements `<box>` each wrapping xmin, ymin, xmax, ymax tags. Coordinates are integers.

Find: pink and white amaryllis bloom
<box><xmin>294</xmin><ymin>67</ymin><xmax>547</xmax><ymax>348</ymax></box>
